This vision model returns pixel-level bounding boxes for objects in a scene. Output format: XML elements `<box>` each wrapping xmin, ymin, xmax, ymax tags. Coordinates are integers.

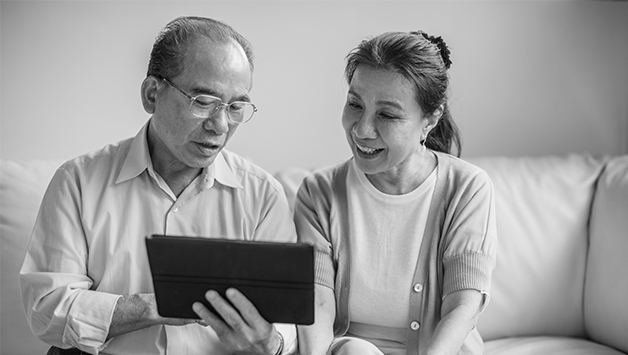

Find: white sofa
<box><xmin>2</xmin><ymin>154</ymin><xmax>627</xmax><ymax>355</ymax></box>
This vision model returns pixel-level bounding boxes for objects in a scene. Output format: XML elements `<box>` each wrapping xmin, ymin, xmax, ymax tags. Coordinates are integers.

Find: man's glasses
<box><xmin>162</xmin><ymin>78</ymin><xmax>257</xmax><ymax>124</ymax></box>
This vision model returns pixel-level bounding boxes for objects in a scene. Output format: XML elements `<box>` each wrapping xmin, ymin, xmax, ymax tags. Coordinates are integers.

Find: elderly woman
<box><xmin>294</xmin><ymin>31</ymin><xmax>497</xmax><ymax>355</ymax></box>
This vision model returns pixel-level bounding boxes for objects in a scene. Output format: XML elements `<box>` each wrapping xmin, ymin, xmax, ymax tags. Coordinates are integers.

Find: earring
<box><xmin>421</xmin><ymin>128</ymin><xmax>430</xmax><ymax>152</ymax></box>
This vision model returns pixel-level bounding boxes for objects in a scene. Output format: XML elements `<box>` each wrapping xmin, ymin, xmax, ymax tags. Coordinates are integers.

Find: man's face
<box><xmin>150</xmin><ymin>37</ymin><xmax>252</xmax><ymax>170</ymax></box>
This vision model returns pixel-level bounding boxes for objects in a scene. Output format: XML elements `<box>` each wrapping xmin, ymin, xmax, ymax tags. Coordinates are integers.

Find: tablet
<box><xmin>145</xmin><ymin>235</ymin><xmax>315</xmax><ymax>325</ymax></box>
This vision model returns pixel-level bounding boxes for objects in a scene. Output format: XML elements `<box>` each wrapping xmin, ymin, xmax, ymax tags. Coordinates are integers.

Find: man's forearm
<box><xmin>107</xmin><ymin>294</ymin><xmax>160</xmax><ymax>339</ymax></box>
<box><xmin>108</xmin><ymin>293</ymin><xmax>200</xmax><ymax>340</ymax></box>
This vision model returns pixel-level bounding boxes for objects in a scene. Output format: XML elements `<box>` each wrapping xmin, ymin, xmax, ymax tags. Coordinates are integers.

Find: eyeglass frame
<box><xmin>160</xmin><ymin>77</ymin><xmax>257</xmax><ymax>124</ymax></box>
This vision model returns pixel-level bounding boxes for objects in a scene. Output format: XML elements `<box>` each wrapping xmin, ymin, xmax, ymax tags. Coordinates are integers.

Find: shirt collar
<box><xmin>116</xmin><ymin>121</ymin><xmax>153</xmax><ymax>184</ymax></box>
<box><xmin>205</xmin><ymin>151</ymin><xmax>243</xmax><ymax>190</ymax></box>
<box><xmin>116</xmin><ymin>120</ymin><xmax>243</xmax><ymax>190</ymax></box>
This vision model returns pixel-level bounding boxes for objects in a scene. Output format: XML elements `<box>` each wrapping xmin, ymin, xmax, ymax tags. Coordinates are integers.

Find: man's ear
<box><xmin>141</xmin><ymin>76</ymin><xmax>160</xmax><ymax>114</ymax></box>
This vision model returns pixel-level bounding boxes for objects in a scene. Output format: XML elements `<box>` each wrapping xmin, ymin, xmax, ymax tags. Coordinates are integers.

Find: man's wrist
<box><xmin>273</xmin><ymin>330</ymin><xmax>284</xmax><ymax>355</ymax></box>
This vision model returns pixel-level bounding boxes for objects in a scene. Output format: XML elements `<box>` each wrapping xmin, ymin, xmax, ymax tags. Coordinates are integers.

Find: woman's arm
<box><xmin>426</xmin><ymin>289</ymin><xmax>483</xmax><ymax>355</ymax></box>
<box><xmin>297</xmin><ymin>284</ymin><xmax>336</xmax><ymax>355</ymax></box>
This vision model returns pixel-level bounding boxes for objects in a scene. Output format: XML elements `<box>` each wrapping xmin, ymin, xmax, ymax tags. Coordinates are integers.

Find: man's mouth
<box><xmin>196</xmin><ymin>142</ymin><xmax>221</xmax><ymax>153</ymax></box>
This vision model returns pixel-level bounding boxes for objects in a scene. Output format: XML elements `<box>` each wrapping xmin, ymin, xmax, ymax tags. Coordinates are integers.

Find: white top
<box><xmin>347</xmin><ymin>159</ymin><xmax>436</xmax><ymax>330</ymax></box>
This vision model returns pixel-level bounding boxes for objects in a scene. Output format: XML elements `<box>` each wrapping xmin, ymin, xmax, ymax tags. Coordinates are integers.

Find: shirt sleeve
<box><xmin>441</xmin><ymin>170</ymin><xmax>498</xmax><ymax>311</ymax></box>
<box><xmin>253</xmin><ymin>180</ymin><xmax>298</xmax><ymax>244</ymax></box>
<box><xmin>293</xmin><ymin>174</ymin><xmax>336</xmax><ymax>289</ymax></box>
<box><xmin>19</xmin><ymin>166</ymin><xmax>120</xmax><ymax>354</ymax></box>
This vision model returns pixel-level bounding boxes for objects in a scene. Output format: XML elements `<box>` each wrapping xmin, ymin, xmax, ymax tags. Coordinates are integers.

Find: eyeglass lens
<box><xmin>190</xmin><ymin>96</ymin><xmax>255</xmax><ymax>123</ymax></box>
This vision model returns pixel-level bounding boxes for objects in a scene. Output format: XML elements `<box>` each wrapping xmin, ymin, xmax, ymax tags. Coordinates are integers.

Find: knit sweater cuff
<box><xmin>443</xmin><ymin>251</ymin><xmax>495</xmax><ymax>296</ymax></box>
<box><xmin>313</xmin><ymin>247</ymin><xmax>335</xmax><ymax>289</ymax></box>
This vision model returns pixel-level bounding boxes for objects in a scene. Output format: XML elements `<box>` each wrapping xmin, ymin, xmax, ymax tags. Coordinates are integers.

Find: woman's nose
<box><xmin>353</xmin><ymin>114</ymin><xmax>376</xmax><ymax>139</ymax></box>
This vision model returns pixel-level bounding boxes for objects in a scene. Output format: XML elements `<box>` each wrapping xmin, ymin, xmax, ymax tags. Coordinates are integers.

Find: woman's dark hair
<box><xmin>344</xmin><ymin>30</ymin><xmax>462</xmax><ymax>156</ymax></box>
<box><xmin>147</xmin><ymin>16</ymin><xmax>254</xmax><ymax>80</ymax></box>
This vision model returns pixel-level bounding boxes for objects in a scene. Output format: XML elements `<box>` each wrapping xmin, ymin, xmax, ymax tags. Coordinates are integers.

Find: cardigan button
<box><xmin>410</xmin><ymin>321</ymin><xmax>420</xmax><ymax>330</ymax></box>
<box><xmin>413</xmin><ymin>283</ymin><xmax>423</xmax><ymax>292</ymax></box>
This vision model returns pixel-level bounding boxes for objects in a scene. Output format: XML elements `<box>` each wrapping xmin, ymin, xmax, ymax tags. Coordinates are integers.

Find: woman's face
<box><xmin>342</xmin><ymin>65</ymin><xmax>432</xmax><ymax>178</ymax></box>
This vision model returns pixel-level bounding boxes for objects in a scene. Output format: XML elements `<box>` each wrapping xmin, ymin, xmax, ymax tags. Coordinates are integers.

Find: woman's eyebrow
<box><xmin>348</xmin><ymin>88</ymin><xmax>403</xmax><ymax>111</ymax></box>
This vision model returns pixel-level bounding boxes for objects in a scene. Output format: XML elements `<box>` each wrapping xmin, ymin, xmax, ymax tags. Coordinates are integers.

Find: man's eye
<box><xmin>194</xmin><ymin>97</ymin><xmax>217</xmax><ymax>107</ymax></box>
<box><xmin>228</xmin><ymin>102</ymin><xmax>246</xmax><ymax>112</ymax></box>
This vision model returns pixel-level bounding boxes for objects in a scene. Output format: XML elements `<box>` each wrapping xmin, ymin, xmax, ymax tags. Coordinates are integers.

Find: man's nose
<box><xmin>203</xmin><ymin>106</ymin><xmax>229</xmax><ymax>134</ymax></box>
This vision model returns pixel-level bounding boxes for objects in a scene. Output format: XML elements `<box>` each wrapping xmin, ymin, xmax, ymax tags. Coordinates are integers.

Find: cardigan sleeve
<box><xmin>441</xmin><ymin>169</ymin><xmax>498</xmax><ymax>307</ymax></box>
<box><xmin>293</xmin><ymin>172</ymin><xmax>336</xmax><ymax>289</ymax></box>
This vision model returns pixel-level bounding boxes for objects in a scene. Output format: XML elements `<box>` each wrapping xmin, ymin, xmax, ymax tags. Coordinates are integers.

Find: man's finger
<box><xmin>192</xmin><ymin>299</ymin><xmax>227</xmax><ymax>333</ymax></box>
<box><xmin>225</xmin><ymin>288</ymin><xmax>268</xmax><ymax>330</ymax></box>
<box><xmin>204</xmin><ymin>290</ymin><xmax>249</xmax><ymax>332</ymax></box>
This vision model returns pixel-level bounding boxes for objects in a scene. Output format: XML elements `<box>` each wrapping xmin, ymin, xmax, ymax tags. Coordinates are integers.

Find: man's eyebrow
<box><xmin>191</xmin><ymin>86</ymin><xmax>251</xmax><ymax>103</ymax></box>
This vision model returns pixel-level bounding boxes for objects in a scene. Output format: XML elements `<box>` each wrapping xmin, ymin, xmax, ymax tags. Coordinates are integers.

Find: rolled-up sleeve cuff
<box><xmin>64</xmin><ymin>291</ymin><xmax>121</xmax><ymax>354</ymax></box>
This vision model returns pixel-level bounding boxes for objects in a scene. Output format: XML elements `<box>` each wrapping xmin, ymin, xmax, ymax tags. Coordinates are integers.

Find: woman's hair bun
<box><xmin>415</xmin><ymin>30</ymin><xmax>452</xmax><ymax>70</ymax></box>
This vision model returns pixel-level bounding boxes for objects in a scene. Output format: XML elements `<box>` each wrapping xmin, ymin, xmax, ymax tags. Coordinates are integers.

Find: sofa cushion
<box><xmin>0</xmin><ymin>160</ymin><xmax>62</xmax><ymax>354</ymax></box>
<box><xmin>585</xmin><ymin>155</ymin><xmax>628</xmax><ymax>354</ymax></box>
<box><xmin>485</xmin><ymin>336</ymin><xmax>626</xmax><ymax>355</ymax></box>
<box><xmin>468</xmin><ymin>155</ymin><xmax>605</xmax><ymax>340</ymax></box>
<box><xmin>273</xmin><ymin>167</ymin><xmax>311</xmax><ymax>214</ymax></box>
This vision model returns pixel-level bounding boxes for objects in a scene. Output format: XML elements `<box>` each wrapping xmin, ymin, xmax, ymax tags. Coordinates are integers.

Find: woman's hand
<box><xmin>193</xmin><ymin>288</ymin><xmax>283</xmax><ymax>355</ymax></box>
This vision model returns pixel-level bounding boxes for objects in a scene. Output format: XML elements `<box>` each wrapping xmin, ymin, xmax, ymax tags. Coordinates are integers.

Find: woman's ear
<box><xmin>141</xmin><ymin>76</ymin><xmax>160</xmax><ymax>114</ymax></box>
<box><xmin>426</xmin><ymin>104</ymin><xmax>444</xmax><ymax>130</ymax></box>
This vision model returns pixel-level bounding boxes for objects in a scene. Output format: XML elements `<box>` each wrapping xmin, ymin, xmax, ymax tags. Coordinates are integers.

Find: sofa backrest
<box><xmin>468</xmin><ymin>154</ymin><xmax>606</xmax><ymax>340</ymax></box>
<box><xmin>0</xmin><ymin>160</ymin><xmax>62</xmax><ymax>354</ymax></box>
<box><xmin>584</xmin><ymin>155</ymin><xmax>628</xmax><ymax>354</ymax></box>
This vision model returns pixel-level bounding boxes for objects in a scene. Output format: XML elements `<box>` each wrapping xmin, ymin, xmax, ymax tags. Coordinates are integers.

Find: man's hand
<box><xmin>193</xmin><ymin>288</ymin><xmax>283</xmax><ymax>355</ymax></box>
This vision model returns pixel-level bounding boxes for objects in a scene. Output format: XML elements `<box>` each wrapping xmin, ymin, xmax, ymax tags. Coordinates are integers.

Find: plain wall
<box><xmin>1</xmin><ymin>1</ymin><xmax>627</xmax><ymax>174</ymax></box>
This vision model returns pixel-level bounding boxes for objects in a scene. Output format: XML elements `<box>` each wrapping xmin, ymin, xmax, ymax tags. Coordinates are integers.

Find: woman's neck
<box><xmin>366</xmin><ymin>150</ymin><xmax>437</xmax><ymax>195</ymax></box>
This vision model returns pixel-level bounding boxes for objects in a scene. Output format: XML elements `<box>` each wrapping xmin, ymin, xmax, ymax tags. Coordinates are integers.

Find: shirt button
<box><xmin>410</xmin><ymin>321</ymin><xmax>420</xmax><ymax>330</ymax></box>
<box><xmin>413</xmin><ymin>283</ymin><xmax>423</xmax><ymax>292</ymax></box>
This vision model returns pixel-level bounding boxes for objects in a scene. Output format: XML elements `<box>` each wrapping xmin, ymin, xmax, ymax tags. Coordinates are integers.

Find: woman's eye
<box><xmin>347</xmin><ymin>102</ymin><xmax>362</xmax><ymax>111</ymax></box>
<box><xmin>378</xmin><ymin>112</ymin><xmax>396</xmax><ymax>120</ymax></box>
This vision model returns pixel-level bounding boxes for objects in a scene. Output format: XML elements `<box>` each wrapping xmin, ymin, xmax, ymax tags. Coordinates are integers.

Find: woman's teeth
<box><xmin>356</xmin><ymin>143</ymin><xmax>380</xmax><ymax>154</ymax></box>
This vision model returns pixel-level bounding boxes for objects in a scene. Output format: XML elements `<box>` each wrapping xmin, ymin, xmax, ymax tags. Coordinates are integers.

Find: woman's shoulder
<box><xmin>304</xmin><ymin>159</ymin><xmax>352</xmax><ymax>186</ymax></box>
<box><xmin>435</xmin><ymin>151</ymin><xmax>492</xmax><ymax>186</ymax></box>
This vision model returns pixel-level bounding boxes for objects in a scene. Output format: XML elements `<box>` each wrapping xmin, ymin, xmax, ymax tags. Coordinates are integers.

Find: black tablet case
<box><xmin>145</xmin><ymin>235</ymin><xmax>315</xmax><ymax>325</ymax></box>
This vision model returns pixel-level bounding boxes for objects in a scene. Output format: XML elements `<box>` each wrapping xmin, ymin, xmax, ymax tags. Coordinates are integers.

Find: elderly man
<box><xmin>20</xmin><ymin>16</ymin><xmax>296</xmax><ymax>355</ymax></box>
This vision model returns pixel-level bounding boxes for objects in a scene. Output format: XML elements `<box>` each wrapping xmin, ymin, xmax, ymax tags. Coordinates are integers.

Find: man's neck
<box><xmin>146</xmin><ymin>122</ymin><xmax>203</xmax><ymax>197</ymax></box>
